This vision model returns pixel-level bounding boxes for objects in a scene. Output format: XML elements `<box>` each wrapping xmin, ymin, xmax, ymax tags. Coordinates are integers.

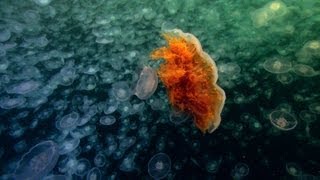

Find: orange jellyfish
<box><xmin>150</xmin><ymin>29</ymin><xmax>226</xmax><ymax>133</ymax></box>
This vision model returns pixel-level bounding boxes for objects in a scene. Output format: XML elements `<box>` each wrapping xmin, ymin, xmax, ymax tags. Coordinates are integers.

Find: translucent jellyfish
<box><xmin>94</xmin><ymin>153</ymin><xmax>106</xmax><ymax>167</ymax></box>
<box><xmin>111</xmin><ymin>81</ymin><xmax>132</xmax><ymax>102</ymax></box>
<box><xmin>263</xmin><ymin>57</ymin><xmax>291</xmax><ymax>74</ymax></box>
<box><xmin>286</xmin><ymin>162</ymin><xmax>302</xmax><ymax>176</ymax></box>
<box><xmin>269</xmin><ymin>110</ymin><xmax>298</xmax><ymax>131</ymax></box>
<box><xmin>299</xmin><ymin>110</ymin><xmax>317</xmax><ymax>123</ymax></box>
<box><xmin>58</xmin><ymin>137</ymin><xmax>80</xmax><ymax>155</ymax></box>
<box><xmin>169</xmin><ymin>109</ymin><xmax>191</xmax><ymax>125</ymax></box>
<box><xmin>44</xmin><ymin>175</ymin><xmax>68</xmax><ymax>180</ymax></box>
<box><xmin>75</xmin><ymin>158</ymin><xmax>91</xmax><ymax>176</ymax></box>
<box><xmin>119</xmin><ymin>136</ymin><xmax>136</xmax><ymax>150</ymax></box>
<box><xmin>6</xmin><ymin>80</ymin><xmax>41</xmax><ymax>94</ymax></box>
<box><xmin>0</xmin><ymin>28</ymin><xmax>11</xmax><ymax>42</ymax></box>
<box><xmin>13</xmin><ymin>141</ymin><xmax>59</xmax><ymax>180</ymax></box>
<box><xmin>134</xmin><ymin>66</ymin><xmax>158</xmax><ymax>100</ymax></box>
<box><xmin>218</xmin><ymin>63</ymin><xmax>241</xmax><ymax>76</ymax></box>
<box><xmin>103</xmin><ymin>98</ymin><xmax>119</xmax><ymax>114</ymax></box>
<box><xmin>82</xmin><ymin>65</ymin><xmax>100</xmax><ymax>75</ymax></box>
<box><xmin>44</xmin><ymin>57</ymin><xmax>65</xmax><ymax>70</ymax></box>
<box><xmin>119</xmin><ymin>153</ymin><xmax>137</xmax><ymax>172</ymax></box>
<box><xmin>148</xmin><ymin>153</ymin><xmax>171</xmax><ymax>179</ymax></box>
<box><xmin>56</xmin><ymin>112</ymin><xmax>80</xmax><ymax>131</ymax></box>
<box><xmin>33</xmin><ymin>0</ymin><xmax>53</xmax><ymax>6</ymax></box>
<box><xmin>276</xmin><ymin>73</ymin><xmax>294</xmax><ymax>85</ymax></box>
<box><xmin>231</xmin><ymin>163</ymin><xmax>249</xmax><ymax>179</ymax></box>
<box><xmin>59</xmin><ymin>66</ymin><xmax>77</xmax><ymax>86</ymax></box>
<box><xmin>86</xmin><ymin>167</ymin><xmax>101</xmax><ymax>180</ymax></box>
<box><xmin>14</xmin><ymin>140</ymin><xmax>28</xmax><ymax>153</ymax></box>
<box><xmin>206</xmin><ymin>157</ymin><xmax>222</xmax><ymax>173</ymax></box>
<box><xmin>99</xmin><ymin>115</ymin><xmax>116</xmax><ymax>126</ymax></box>
<box><xmin>78</xmin><ymin>75</ymin><xmax>97</xmax><ymax>91</ymax></box>
<box><xmin>0</xmin><ymin>96</ymin><xmax>26</xmax><ymax>109</ymax></box>
<box><xmin>293</xmin><ymin>64</ymin><xmax>319</xmax><ymax>77</ymax></box>
<box><xmin>309</xmin><ymin>103</ymin><xmax>320</xmax><ymax>114</ymax></box>
<box><xmin>0</xmin><ymin>58</ymin><xmax>9</xmax><ymax>71</ymax></box>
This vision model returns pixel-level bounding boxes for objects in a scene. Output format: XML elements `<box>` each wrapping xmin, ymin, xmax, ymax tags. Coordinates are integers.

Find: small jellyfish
<box><xmin>33</xmin><ymin>0</ymin><xmax>52</xmax><ymax>6</ymax></box>
<box><xmin>75</xmin><ymin>158</ymin><xmax>91</xmax><ymax>176</ymax></box>
<box><xmin>14</xmin><ymin>141</ymin><xmax>60</xmax><ymax>180</ymax></box>
<box><xmin>111</xmin><ymin>81</ymin><xmax>132</xmax><ymax>102</ymax></box>
<box><xmin>58</xmin><ymin>137</ymin><xmax>80</xmax><ymax>155</ymax></box>
<box><xmin>293</xmin><ymin>64</ymin><xmax>319</xmax><ymax>77</ymax></box>
<box><xmin>309</xmin><ymin>103</ymin><xmax>320</xmax><ymax>114</ymax></box>
<box><xmin>263</xmin><ymin>57</ymin><xmax>291</xmax><ymax>74</ymax></box>
<box><xmin>0</xmin><ymin>96</ymin><xmax>26</xmax><ymax>109</ymax></box>
<box><xmin>86</xmin><ymin>167</ymin><xmax>101</xmax><ymax>180</ymax></box>
<box><xmin>148</xmin><ymin>153</ymin><xmax>171</xmax><ymax>179</ymax></box>
<box><xmin>276</xmin><ymin>73</ymin><xmax>294</xmax><ymax>85</ymax></box>
<box><xmin>269</xmin><ymin>110</ymin><xmax>298</xmax><ymax>131</ymax></box>
<box><xmin>169</xmin><ymin>109</ymin><xmax>191</xmax><ymax>125</ymax></box>
<box><xmin>6</xmin><ymin>80</ymin><xmax>41</xmax><ymax>95</ymax></box>
<box><xmin>119</xmin><ymin>153</ymin><xmax>137</xmax><ymax>172</ymax></box>
<box><xmin>99</xmin><ymin>115</ymin><xmax>116</xmax><ymax>126</ymax></box>
<box><xmin>44</xmin><ymin>175</ymin><xmax>68</xmax><ymax>180</ymax></box>
<box><xmin>94</xmin><ymin>153</ymin><xmax>106</xmax><ymax>167</ymax></box>
<box><xmin>286</xmin><ymin>162</ymin><xmax>302</xmax><ymax>176</ymax></box>
<box><xmin>206</xmin><ymin>157</ymin><xmax>222</xmax><ymax>173</ymax></box>
<box><xmin>231</xmin><ymin>163</ymin><xmax>249</xmax><ymax>179</ymax></box>
<box><xmin>56</xmin><ymin>112</ymin><xmax>80</xmax><ymax>131</ymax></box>
<box><xmin>0</xmin><ymin>28</ymin><xmax>11</xmax><ymax>42</ymax></box>
<box><xmin>104</xmin><ymin>98</ymin><xmax>119</xmax><ymax>115</ymax></box>
<box><xmin>134</xmin><ymin>66</ymin><xmax>158</xmax><ymax>100</ymax></box>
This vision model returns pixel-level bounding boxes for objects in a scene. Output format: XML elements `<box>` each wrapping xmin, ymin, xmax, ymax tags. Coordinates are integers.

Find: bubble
<box><xmin>134</xmin><ymin>66</ymin><xmax>158</xmax><ymax>100</ymax></box>
<box><xmin>269</xmin><ymin>110</ymin><xmax>298</xmax><ymax>131</ymax></box>
<box><xmin>148</xmin><ymin>153</ymin><xmax>171</xmax><ymax>179</ymax></box>
<box><xmin>86</xmin><ymin>167</ymin><xmax>101</xmax><ymax>180</ymax></box>
<box><xmin>75</xmin><ymin>158</ymin><xmax>91</xmax><ymax>176</ymax></box>
<box><xmin>58</xmin><ymin>137</ymin><xmax>80</xmax><ymax>155</ymax></box>
<box><xmin>263</xmin><ymin>57</ymin><xmax>291</xmax><ymax>74</ymax></box>
<box><xmin>0</xmin><ymin>96</ymin><xmax>26</xmax><ymax>109</ymax></box>
<box><xmin>6</xmin><ymin>80</ymin><xmax>41</xmax><ymax>95</ymax></box>
<box><xmin>231</xmin><ymin>163</ymin><xmax>249</xmax><ymax>179</ymax></box>
<box><xmin>94</xmin><ymin>153</ymin><xmax>106</xmax><ymax>167</ymax></box>
<box><xmin>309</xmin><ymin>103</ymin><xmax>320</xmax><ymax>114</ymax></box>
<box><xmin>99</xmin><ymin>115</ymin><xmax>116</xmax><ymax>126</ymax></box>
<box><xmin>14</xmin><ymin>141</ymin><xmax>59</xmax><ymax>180</ymax></box>
<box><xmin>293</xmin><ymin>64</ymin><xmax>319</xmax><ymax>77</ymax></box>
<box><xmin>56</xmin><ymin>112</ymin><xmax>80</xmax><ymax>131</ymax></box>
<box><xmin>111</xmin><ymin>81</ymin><xmax>132</xmax><ymax>102</ymax></box>
<box><xmin>286</xmin><ymin>162</ymin><xmax>302</xmax><ymax>176</ymax></box>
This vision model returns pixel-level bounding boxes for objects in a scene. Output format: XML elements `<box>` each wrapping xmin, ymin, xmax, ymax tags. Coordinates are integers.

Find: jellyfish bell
<box><xmin>309</xmin><ymin>103</ymin><xmax>320</xmax><ymax>114</ymax></box>
<box><xmin>293</xmin><ymin>64</ymin><xmax>319</xmax><ymax>77</ymax></box>
<box><xmin>263</xmin><ymin>57</ymin><xmax>291</xmax><ymax>74</ymax></box>
<box><xmin>269</xmin><ymin>110</ymin><xmax>298</xmax><ymax>131</ymax></box>
<box><xmin>148</xmin><ymin>153</ymin><xmax>171</xmax><ymax>179</ymax></box>
<box><xmin>14</xmin><ymin>141</ymin><xmax>60</xmax><ymax>180</ymax></box>
<box><xmin>134</xmin><ymin>66</ymin><xmax>158</xmax><ymax>100</ymax></box>
<box><xmin>286</xmin><ymin>162</ymin><xmax>302</xmax><ymax>176</ymax></box>
<box><xmin>231</xmin><ymin>163</ymin><xmax>250</xmax><ymax>179</ymax></box>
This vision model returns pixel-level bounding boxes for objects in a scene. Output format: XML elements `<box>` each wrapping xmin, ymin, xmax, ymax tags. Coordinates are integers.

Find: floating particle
<box><xmin>150</xmin><ymin>29</ymin><xmax>226</xmax><ymax>133</ymax></box>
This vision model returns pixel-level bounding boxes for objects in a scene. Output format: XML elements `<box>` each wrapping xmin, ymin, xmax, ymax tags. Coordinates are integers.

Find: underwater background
<box><xmin>0</xmin><ymin>0</ymin><xmax>319</xmax><ymax>179</ymax></box>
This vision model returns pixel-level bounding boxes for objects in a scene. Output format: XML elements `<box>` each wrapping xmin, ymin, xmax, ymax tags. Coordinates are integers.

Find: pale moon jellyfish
<box><xmin>58</xmin><ymin>137</ymin><xmax>80</xmax><ymax>155</ymax></box>
<box><xmin>13</xmin><ymin>141</ymin><xmax>60</xmax><ymax>180</ymax></box>
<box><xmin>56</xmin><ymin>112</ymin><xmax>80</xmax><ymax>131</ymax></box>
<box><xmin>231</xmin><ymin>162</ymin><xmax>249</xmax><ymax>179</ymax></box>
<box><xmin>75</xmin><ymin>158</ymin><xmax>91</xmax><ymax>176</ymax></box>
<box><xmin>309</xmin><ymin>103</ymin><xmax>320</xmax><ymax>114</ymax></box>
<box><xmin>206</xmin><ymin>157</ymin><xmax>222</xmax><ymax>173</ymax></box>
<box><xmin>44</xmin><ymin>175</ymin><xmax>68</xmax><ymax>180</ymax></box>
<box><xmin>276</xmin><ymin>73</ymin><xmax>294</xmax><ymax>85</ymax></box>
<box><xmin>148</xmin><ymin>153</ymin><xmax>171</xmax><ymax>179</ymax></box>
<box><xmin>134</xmin><ymin>66</ymin><xmax>158</xmax><ymax>100</ymax></box>
<box><xmin>94</xmin><ymin>153</ymin><xmax>106</xmax><ymax>167</ymax></box>
<box><xmin>86</xmin><ymin>167</ymin><xmax>101</xmax><ymax>180</ymax></box>
<box><xmin>286</xmin><ymin>162</ymin><xmax>302</xmax><ymax>176</ymax></box>
<box><xmin>33</xmin><ymin>0</ymin><xmax>52</xmax><ymax>6</ymax></box>
<box><xmin>119</xmin><ymin>153</ymin><xmax>137</xmax><ymax>172</ymax></box>
<box><xmin>6</xmin><ymin>80</ymin><xmax>41</xmax><ymax>95</ymax></box>
<box><xmin>293</xmin><ymin>64</ymin><xmax>319</xmax><ymax>77</ymax></box>
<box><xmin>111</xmin><ymin>81</ymin><xmax>132</xmax><ymax>102</ymax></box>
<box><xmin>0</xmin><ymin>96</ymin><xmax>26</xmax><ymax>109</ymax></box>
<box><xmin>269</xmin><ymin>110</ymin><xmax>298</xmax><ymax>131</ymax></box>
<box><xmin>99</xmin><ymin>115</ymin><xmax>116</xmax><ymax>126</ymax></box>
<box><xmin>169</xmin><ymin>109</ymin><xmax>191</xmax><ymax>125</ymax></box>
<box><xmin>263</xmin><ymin>57</ymin><xmax>291</xmax><ymax>74</ymax></box>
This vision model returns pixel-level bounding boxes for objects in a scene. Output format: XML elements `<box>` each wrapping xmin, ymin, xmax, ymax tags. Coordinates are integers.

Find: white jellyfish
<box><xmin>13</xmin><ymin>141</ymin><xmax>60</xmax><ymax>180</ymax></box>
<box><xmin>111</xmin><ymin>81</ymin><xmax>132</xmax><ymax>102</ymax></box>
<box><xmin>269</xmin><ymin>110</ymin><xmax>298</xmax><ymax>131</ymax></box>
<box><xmin>263</xmin><ymin>57</ymin><xmax>291</xmax><ymax>74</ymax></box>
<box><xmin>6</xmin><ymin>80</ymin><xmax>41</xmax><ymax>95</ymax></box>
<box><xmin>99</xmin><ymin>115</ymin><xmax>116</xmax><ymax>126</ymax></box>
<box><xmin>134</xmin><ymin>66</ymin><xmax>158</xmax><ymax>100</ymax></box>
<box><xmin>293</xmin><ymin>64</ymin><xmax>319</xmax><ymax>77</ymax></box>
<box><xmin>75</xmin><ymin>158</ymin><xmax>91</xmax><ymax>176</ymax></box>
<box><xmin>33</xmin><ymin>0</ymin><xmax>53</xmax><ymax>6</ymax></box>
<box><xmin>119</xmin><ymin>136</ymin><xmax>136</xmax><ymax>150</ymax></box>
<box><xmin>286</xmin><ymin>162</ymin><xmax>302</xmax><ymax>176</ymax></box>
<box><xmin>58</xmin><ymin>137</ymin><xmax>80</xmax><ymax>155</ymax></box>
<box><xmin>148</xmin><ymin>153</ymin><xmax>171</xmax><ymax>179</ymax></box>
<box><xmin>0</xmin><ymin>28</ymin><xmax>11</xmax><ymax>42</ymax></box>
<box><xmin>94</xmin><ymin>153</ymin><xmax>106</xmax><ymax>167</ymax></box>
<box><xmin>44</xmin><ymin>175</ymin><xmax>68</xmax><ymax>180</ymax></box>
<box><xmin>86</xmin><ymin>167</ymin><xmax>101</xmax><ymax>180</ymax></box>
<box><xmin>56</xmin><ymin>112</ymin><xmax>80</xmax><ymax>131</ymax></box>
<box><xmin>0</xmin><ymin>96</ymin><xmax>26</xmax><ymax>109</ymax></box>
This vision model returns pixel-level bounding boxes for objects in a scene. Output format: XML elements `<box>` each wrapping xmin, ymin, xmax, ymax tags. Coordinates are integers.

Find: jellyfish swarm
<box><xmin>150</xmin><ymin>29</ymin><xmax>226</xmax><ymax>133</ymax></box>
